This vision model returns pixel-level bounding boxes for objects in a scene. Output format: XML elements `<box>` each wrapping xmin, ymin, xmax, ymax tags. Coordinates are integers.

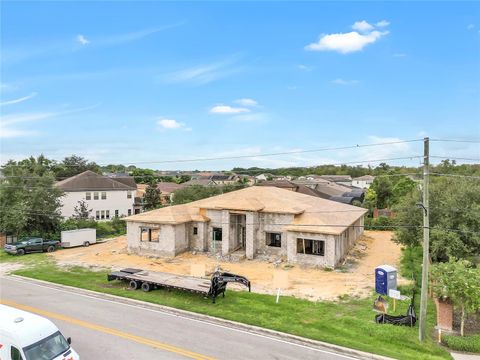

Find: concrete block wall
<box><xmin>126</xmin><ymin>221</ymin><xmax>177</xmax><ymax>257</ymax></box>
<box><xmin>256</xmin><ymin>213</ymin><xmax>293</xmax><ymax>256</ymax></box>
<box><xmin>286</xmin><ymin>231</ymin><xmax>335</xmax><ymax>267</ymax></box>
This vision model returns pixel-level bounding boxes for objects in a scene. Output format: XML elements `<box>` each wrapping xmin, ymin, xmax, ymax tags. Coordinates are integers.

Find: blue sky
<box><xmin>1</xmin><ymin>1</ymin><xmax>479</xmax><ymax>170</ymax></box>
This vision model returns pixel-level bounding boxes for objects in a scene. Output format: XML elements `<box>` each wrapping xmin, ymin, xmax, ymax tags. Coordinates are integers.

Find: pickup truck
<box><xmin>4</xmin><ymin>237</ymin><xmax>60</xmax><ymax>255</ymax></box>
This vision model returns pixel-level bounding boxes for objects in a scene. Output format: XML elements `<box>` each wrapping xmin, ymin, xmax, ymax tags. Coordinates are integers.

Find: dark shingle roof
<box><xmin>55</xmin><ymin>170</ymin><xmax>136</xmax><ymax>191</ymax></box>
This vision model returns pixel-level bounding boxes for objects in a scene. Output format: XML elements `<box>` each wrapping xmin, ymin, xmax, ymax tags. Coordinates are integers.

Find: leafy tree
<box><xmin>393</xmin><ymin>177</ymin><xmax>480</xmax><ymax>262</ymax></box>
<box><xmin>172</xmin><ymin>185</ymin><xmax>221</xmax><ymax>205</ymax></box>
<box><xmin>53</xmin><ymin>155</ymin><xmax>100</xmax><ymax>180</ymax></box>
<box><xmin>73</xmin><ymin>200</ymin><xmax>92</xmax><ymax>219</ymax></box>
<box><xmin>370</xmin><ymin>177</ymin><xmax>393</xmax><ymax>209</ymax></box>
<box><xmin>362</xmin><ymin>188</ymin><xmax>377</xmax><ymax>215</ymax></box>
<box><xmin>175</xmin><ymin>175</ymin><xmax>191</xmax><ymax>184</ymax></box>
<box><xmin>0</xmin><ymin>156</ymin><xmax>64</xmax><ymax>236</ymax></box>
<box><xmin>431</xmin><ymin>259</ymin><xmax>480</xmax><ymax>336</ymax></box>
<box><xmin>391</xmin><ymin>176</ymin><xmax>417</xmax><ymax>205</ymax></box>
<box><xmin>144</xmin><ymin>181</ymin><xmax>162</xmax><ymax>210</ymax></box>
<box><xmin>131</xmin><ymin>168</ymin><xmax>158</xmax><ymax>184</ymax></box>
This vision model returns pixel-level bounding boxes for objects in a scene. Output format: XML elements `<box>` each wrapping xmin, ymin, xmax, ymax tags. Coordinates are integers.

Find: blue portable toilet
<box><xmin>375</xmin><ymin>265</ymin><xmax>397</xmax><ymax>295</ymax></box>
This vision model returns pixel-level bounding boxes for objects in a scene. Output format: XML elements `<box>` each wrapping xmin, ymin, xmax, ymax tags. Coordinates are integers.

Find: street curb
<box><xmin>7</xmin><ymin>274</ymin><xmax>394</xmax><ymax>360</ymax></box>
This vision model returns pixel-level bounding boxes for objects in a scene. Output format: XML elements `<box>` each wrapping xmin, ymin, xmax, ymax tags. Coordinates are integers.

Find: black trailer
<box><xmin>107</xmin><ymin>268</ymin><xmax>251</xmax><ymax>303</ymax></box>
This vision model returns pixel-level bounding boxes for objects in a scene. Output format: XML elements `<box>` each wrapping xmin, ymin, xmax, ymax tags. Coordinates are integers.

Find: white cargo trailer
<box><xmin>61</xmin><ymin>228</ymin><xmax>96</xmax><ymax>248</ymax></box>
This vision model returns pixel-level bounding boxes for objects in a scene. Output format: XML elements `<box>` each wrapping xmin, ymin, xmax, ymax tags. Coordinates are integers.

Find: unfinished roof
<box><xmin>125</xmin><ymin>186</ymin><xmax>367</xmax><ymax>234</ymax></box>
<box><xmin>55</xmin><ymin>170</ymin><xmax>136</xmax><ymax>191</ymax></box>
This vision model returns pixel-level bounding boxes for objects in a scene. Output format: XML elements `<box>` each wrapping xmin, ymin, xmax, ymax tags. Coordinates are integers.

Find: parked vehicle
<box><xmin>60</xmin><ymin>228</ymin><xmax>96</xmax><ymax>248</ymax></box>
<box><xmin>0</xmin><ymin>304</ymin><xmax>80</xmax><ymax>360</ymax></box>
<box><xmin>4</xmin><ymin>237</ymin><xmax>60</xmax><ymax>256</ymax></box>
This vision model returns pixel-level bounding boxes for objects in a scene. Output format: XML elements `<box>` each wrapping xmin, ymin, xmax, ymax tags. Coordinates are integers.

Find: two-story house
<box><xmin>55</xmin><ymin>170</ymin><xmax>137</xmax><ymax>220</ymax></box>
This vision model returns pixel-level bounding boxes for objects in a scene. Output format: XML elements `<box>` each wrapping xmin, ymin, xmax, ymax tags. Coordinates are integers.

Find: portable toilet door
<box><xmin>375</xmin><ymin>265</ymin><xmax>397</xmax><ymax>295</ymax></box>
<box><xmin>375</xmin><ymin>267</ymin><xmax>388</xmax><ymax>295</ymax></box>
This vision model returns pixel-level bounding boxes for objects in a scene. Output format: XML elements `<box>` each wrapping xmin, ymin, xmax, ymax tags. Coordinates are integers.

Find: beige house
<box><xmin>124</xmin><ymin>186</ymin><xmax>367</xmax><ymax>268</ymax></box>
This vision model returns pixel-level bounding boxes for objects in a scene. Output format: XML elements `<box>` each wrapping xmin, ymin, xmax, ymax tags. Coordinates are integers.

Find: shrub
<box><xmin>399</xmin><ymin>246</ymin><xmax>423</xmax><ymax>287</ymax></box>
<box><xmin>364</xmin><ymin>216</ymin><xmax>395</xmax><ymax>230</ymax></box>
<box><xmin>442</xmin><ymin>334</ymin><xmax>480</xmax><ymax>353</ymax></box>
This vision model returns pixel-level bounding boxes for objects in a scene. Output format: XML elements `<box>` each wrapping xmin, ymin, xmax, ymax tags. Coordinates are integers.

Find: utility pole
<box><xmin>419</xmin><ymin>137</ymin><xmax>430</xmax><ymax>342</ymax></box>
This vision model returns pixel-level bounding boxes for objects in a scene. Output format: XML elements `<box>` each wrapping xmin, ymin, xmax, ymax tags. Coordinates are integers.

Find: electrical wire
<box><xmin>1</xmin><ymin>139</ymin><xmax>424</xmax><ymax>168</ymax></box>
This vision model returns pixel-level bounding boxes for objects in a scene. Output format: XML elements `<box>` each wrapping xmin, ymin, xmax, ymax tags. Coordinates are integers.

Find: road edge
<box><xmin>6</xmin><ymin>274</ymin><xmax>394</xmax><ymax>360</ymax></box>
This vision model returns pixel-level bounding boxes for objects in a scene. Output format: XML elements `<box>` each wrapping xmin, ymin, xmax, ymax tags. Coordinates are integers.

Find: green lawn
<box><xmin>3</xmin><ymin>254</ymin><xmax>451</xmax><ymax>360</ymax></box>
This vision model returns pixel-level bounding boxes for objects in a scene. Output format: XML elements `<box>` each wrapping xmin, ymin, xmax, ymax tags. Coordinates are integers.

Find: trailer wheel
<box><xmin>129</xmin><ymin>280</ymin><xmax>141</xmax><ymax>290</ymax></box>
<box><xmin>141</xmin><ymin>282</ymin><xmax>152</xmax><ymax>292</ymax></box>
<box><xmin>83</xmin><ymin>241</ymin><xmax>90</xmax><ymax>247</ymax></box>
<box><xmin>46</xmin><ymin>245</ymin><xmax>55</xmax><ymax>253</ymax></box>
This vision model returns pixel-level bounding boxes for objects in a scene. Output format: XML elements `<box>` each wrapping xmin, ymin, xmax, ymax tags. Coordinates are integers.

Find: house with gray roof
<box><xmin>55</xmin><ymin>170</ymin><xmax>137</xmax><ymax>220</ymax></box>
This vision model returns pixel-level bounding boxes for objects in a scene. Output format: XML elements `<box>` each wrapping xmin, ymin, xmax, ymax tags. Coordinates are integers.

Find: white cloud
<box><xmin>306</xmin><ymin>30</ymin><xmax>388</xmax><ymax>54</ymax></box>
<box><xmin>210</xmin><ymin>105</ymin><xmax>250</xmax><ymax>114</ymax></box>
<box><xmin>352</xmin><ymin>20</ymin><xmax>374</xmax><ymax>32</ymax></box>
<box><xmin>0</xmin><ymin>104</ymin><xmax>99</xmax><ymax>138</ymax></box>
<box><xmin>0</xmin><ymin>92</ymin><xmax>38</xmax><ymax>107</ymax></box>
<box><xmin>232</xmin><ymin>113</ymin><xmax>268</xmax><ymax>122</ymax></box>
<box><xmin>76</xmin><ymin>35</ymin><xmax>90</xmax><ymax>45</ymax></box>
<box><xmin>393</xmin><ymin>53</ymin><xmax>407</xmax><ymax>58</ymax></box>
<box><xmin>467</xmin><ymin>24</ymin><xmax>475</xmax><ymax>30</ymax></box>
<box><xmin>306</xmin><ymin>20</ymin><xmax>390</xmax><ymax>54</ymax></box>
<box><xmin>163</xmin><ymin>58</ymin><xmax>240</xmax><ymax>85</ymax></box>
<box><xmin>297</xmin><ymin>64</ymin><xmax>312</xmax><ymax>71</ymax></box>
<box><xmin>156</xmin><ymin>118</ymin><xmax>189</xmax><ymax>131</ymax></box>
<box><xmin>331</xmin><ymin>78</ymin><xmax>359</xmax><ymax>85</ymax></box>
<box><xmin>234</xmin><ymin>98</ymin><xmax>258</xmax><ymax>107</ymax></box>
<box><xmin>376</xmin><ymin>20</ymin><xmax>390</xmax><ymax>27</ymax></box>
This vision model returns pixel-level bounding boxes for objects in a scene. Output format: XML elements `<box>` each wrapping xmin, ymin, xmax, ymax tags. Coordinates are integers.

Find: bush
<box><xmin>442</xmin><ymin>334</ymin><xmax>480</xmax><ymax>353</ymax></box>
<box><xmin>364</xmin><ymin>216</ymin><xmax>395</xmax><ymax>230</ymax></box>
<box><xmin>399</xmin><ymin>246</ymin><xmax>423</xmax><ymax>287</ymax></box>
<box><xmin>59</xmin><ymin>218</ymin><xmax>126</xmax><ymax>239</ymax></box>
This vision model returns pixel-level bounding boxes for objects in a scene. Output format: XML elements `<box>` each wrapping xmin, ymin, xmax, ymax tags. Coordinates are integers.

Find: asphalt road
<box><xmin>0</xmin><ymin>276</ymin><xmax>360</xmax><ymax>360</ymax></box>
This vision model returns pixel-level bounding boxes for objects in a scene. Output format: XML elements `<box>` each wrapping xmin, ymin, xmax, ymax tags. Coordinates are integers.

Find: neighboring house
<box><xmin>182</xmin><ymin>177</ymin><xmax>216</xmax><ymax>187</ymax></box>
<box><xmin>210</xmin><ymin>174</ymin><xmax>239</xmax><ymax>185</ymax></box>
<box><xmin>124</xmin><ymin>186</ymin><xmax>367</xmax><ymax>268</ymax></box>
<box><xmin>157</xmin><ymin>182</ymin><xmax>186</xmax><ymax>204</ymax></box>
<box><xmin>254</xmin><ymin>174</ymin><xmax>269</xmax><ymax>182</ymax></box>
<box><xmin>352</xmin><ymin>175</ymin><xmax>375</xmax><ymax>189</ymax></box>
<box><xmin>319</xmin><ymin>175</ymin><xmax>352</xmax><ymax>187</ymax></box>
<box><xmin>291</xmin><ymin>179</ymin><xmax>364</xmax><ymax>204</ymax></box>
<box><xmin>55</xmin><ymin>170</ymin><xmax>137</xmax><ymax>220</ymax></box>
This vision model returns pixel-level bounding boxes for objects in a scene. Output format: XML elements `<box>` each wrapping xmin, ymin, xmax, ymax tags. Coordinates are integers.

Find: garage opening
<box><xmin>297</xmin><ymin>238</ymin><xmax>325</xmax><ymax>256</ymax></box>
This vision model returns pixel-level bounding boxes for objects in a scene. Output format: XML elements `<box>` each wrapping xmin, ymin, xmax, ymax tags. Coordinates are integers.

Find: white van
<box><xmin>0</xmin><ymin>305</ymin><xmax>80</xmax><ymax>360</ymax></box>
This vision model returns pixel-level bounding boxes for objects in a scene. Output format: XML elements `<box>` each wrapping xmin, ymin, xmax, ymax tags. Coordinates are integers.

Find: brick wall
<box><xmin>435</xmin><ymin>297</ymin><xmax>453</xmax><ymax>331</ymax></box>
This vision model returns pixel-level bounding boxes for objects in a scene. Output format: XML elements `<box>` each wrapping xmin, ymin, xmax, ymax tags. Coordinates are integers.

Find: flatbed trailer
<box><xmin>107</xmin><ymin>268</ymin><xmax>251</xmax><ymax>303</ymax></box>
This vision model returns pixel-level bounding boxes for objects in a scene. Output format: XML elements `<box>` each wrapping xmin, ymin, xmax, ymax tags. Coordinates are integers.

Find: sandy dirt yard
<box><xmin>50</xmin><ymin>231</ymin><xmax>404</xmax><ymax>301</ymax></box>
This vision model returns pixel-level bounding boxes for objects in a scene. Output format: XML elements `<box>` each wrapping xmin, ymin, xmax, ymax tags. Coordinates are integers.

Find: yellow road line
<box><xmin>1</xmin><ymin>299</ymin><xmax>215</xmax><ymax>360</ymax></box>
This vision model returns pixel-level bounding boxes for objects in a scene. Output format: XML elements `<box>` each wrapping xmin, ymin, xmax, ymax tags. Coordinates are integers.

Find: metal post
<box><xmin>419</xmin><ymin>137</ymin><xmax>430</xmax><ymax>342</ymax></box>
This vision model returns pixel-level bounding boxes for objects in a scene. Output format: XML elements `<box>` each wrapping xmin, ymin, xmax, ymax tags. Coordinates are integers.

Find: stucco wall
<box><xmin>60</xmin><ymin>190</ymin><xmax>135</xmax><ymax>220</ymax></box>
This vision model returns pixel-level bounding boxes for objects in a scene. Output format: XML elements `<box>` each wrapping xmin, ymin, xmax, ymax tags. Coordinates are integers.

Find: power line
<box><xmin>430</xmin><ymin>173</ymin><xmax>480</xmax><ymax>180</ymax></box>
<box><xmin>430</xmin><ymin>156</ymin><xmax>480</xmax><ymax>162</ymax></box>
<box><xmin>1</xmin><ymin>139</ymin><xmax>424</xmax><ymax>168</ymax></box>
<box><xmin>430</xmin><ymin>139</ymin><xmax>480</xmax><ymax>144</ymax></box>
<box><xmin>1</xmin><ymin>208</ymin><xmax>477</xmax><ymax>236</ymax></box>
